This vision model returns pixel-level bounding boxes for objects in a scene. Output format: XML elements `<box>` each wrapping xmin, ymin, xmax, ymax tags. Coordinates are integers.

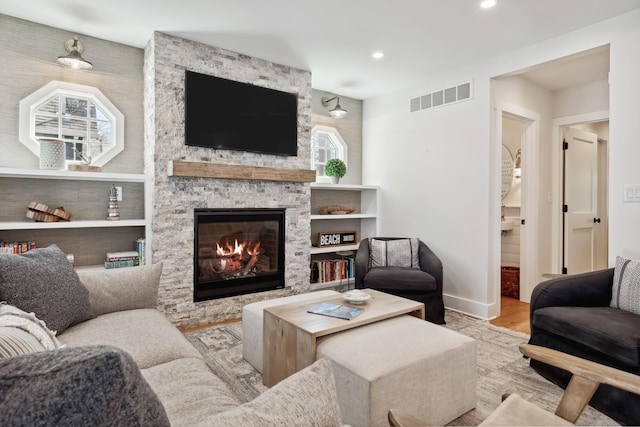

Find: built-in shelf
<box><xmin>310</xmin><ymin>244</ymin><xmax>359</xmax><ymax>255</ymax></box>
<box><xmin>75</xmin><ymin>265</ymin><xmax>142</xmax><ymax>273</ymax></box>
<box><xmin>310</xmin><ymin>183</ymin><xmax>378</xmax><ymax>191</ymax></box>
<box><xmin>0</xmin><ymin>219</ymin><xmax>146</xmax><ymax>231</ymax></box>
<box><xmin>310</xmin><ymin>213</ymin><xmax>376</xmax><ymax>220</ymax></box>
<box><xmin>309</xmin><ymin>184</ymin><xmax>378</xmax><ymax>290</ymax></box>
<box><xmin>0</xmin><ymin>167</ymin><xmax>150</xmax><ymax>267</ymax></box>
<box><xmin>0</xmin><ymin>167</ymin><xmax>146</xmax><ymax>182</ymax></box>
<box><xmin>168</xmin><ymin>160</ymin><xmax>316</xmax><ymax>183</ymax></box>
<box><xmin>312</xmin><ymin>278</ymin><xmax>354</xmax><ymax>289</ymax></box>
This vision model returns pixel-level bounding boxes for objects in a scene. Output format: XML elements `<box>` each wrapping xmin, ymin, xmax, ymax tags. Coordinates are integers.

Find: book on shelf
<box><xmin>307</xmin><ymin>302</ymin><xmax>364</xmax><ymax>320</ymax></box>
<box><xmin>106</xmin><ymin>255</ymin><xmax>139</xmax><ymax>262</ymax></box>
<box><xmin>0</xmin><ymin>241</ymin><xmax>36</xmax><ymax>254</ymax></box>
<box><xmin>136</xmin><ymin>237</ymin><xmax>146</xmax><ymax>266</ymax></box>
<box><xmin>105</xmin><ymin>259</ymin><xmax>140</xmax><ymax>269</ymax></box>
<box><xmin>106</xmin><ymin>250</ymin><xmax>139</xmax><ymax>260</ymax></box>
<box><xmin>310</xmin><ymin>258</ymin><xmax>354</xmax><ymax>284</ymax></box>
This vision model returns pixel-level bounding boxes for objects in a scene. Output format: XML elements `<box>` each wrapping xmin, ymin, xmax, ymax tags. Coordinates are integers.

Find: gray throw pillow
<box><xmin>0</xmin><ymin>345</ymin><xmax>170</xmax><ymax>427</ymax></box>
<box><xmin>610</xmin><ymin>255</ymin><xmax>640</xmax><ymax>315</ymax></box>
<box><xmin>369</xmin><ymin>238</ymin><xmax>421</xmax><ymax>269</ymax></box>
<box><xmin>0</xmin><ymin>244</ymin><xmax>95</xmax><ymax>334</ymax></box>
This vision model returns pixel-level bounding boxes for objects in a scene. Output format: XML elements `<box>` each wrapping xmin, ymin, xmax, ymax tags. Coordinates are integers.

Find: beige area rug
<box><xmin>184</xmin><ymin>309</ymin><xmax>618</xmax><ymax>426</ymax></box>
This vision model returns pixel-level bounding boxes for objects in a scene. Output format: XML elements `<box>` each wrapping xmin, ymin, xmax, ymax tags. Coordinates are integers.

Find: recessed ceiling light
<box><xmin>480</xmin><ymin>0</ymin><xmax>497</xmax><ymax>8</ymax></box>
<box><xmin>372</xmin><ymin>51</ymin><xmax>384</xmax><ymax>59</ymax></box>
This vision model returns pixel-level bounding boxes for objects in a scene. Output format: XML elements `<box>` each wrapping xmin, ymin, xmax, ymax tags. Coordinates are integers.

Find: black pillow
<box><xmin>0</xmin><ymin>244</ymin><xmax>95</xmax><ymax>334</ymax></box>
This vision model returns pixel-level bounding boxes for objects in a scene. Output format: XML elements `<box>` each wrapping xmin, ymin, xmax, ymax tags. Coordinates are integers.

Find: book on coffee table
<box><xmin>307</xmin><ymin>302</ymin><xmax>364</xmax><ymax>320</ymax></box>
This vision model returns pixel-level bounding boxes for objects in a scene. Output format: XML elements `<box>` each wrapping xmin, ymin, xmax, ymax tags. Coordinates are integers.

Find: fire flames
<box><xmin>216</xmin><ymin>239</ymin><xmax>261</xmax><ymax>258</ymax></box>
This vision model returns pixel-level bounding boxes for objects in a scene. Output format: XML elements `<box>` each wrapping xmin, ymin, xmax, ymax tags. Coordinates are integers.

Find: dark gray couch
<box><xmin>355</xmin><ymin>237</ymin><xmax>445</xmax><ymax>324</ymax></box>
<box><xmin>529</xmin><ymin>268</ymin><xmax>640</xmax><ymax>425</ymax></box>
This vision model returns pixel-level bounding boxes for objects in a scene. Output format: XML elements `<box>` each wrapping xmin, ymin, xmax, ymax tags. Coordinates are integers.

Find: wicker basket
<box><xmin>501</xmin><ymin>266</ymin><xmax>520</xmax><ymax>298</ymax></box>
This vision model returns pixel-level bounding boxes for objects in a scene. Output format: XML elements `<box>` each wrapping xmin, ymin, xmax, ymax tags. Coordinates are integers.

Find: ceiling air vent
<box><xmin>410</xmin><ymin>81</ymin><xmax>473</xmax><ymax>113</ymax></box>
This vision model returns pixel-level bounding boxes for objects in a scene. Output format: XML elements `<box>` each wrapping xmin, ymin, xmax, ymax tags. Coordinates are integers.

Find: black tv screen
<box><xmin>185</xmin><ymin>70</ymin><xmax>298</xmax><ymax>156</ymax></box>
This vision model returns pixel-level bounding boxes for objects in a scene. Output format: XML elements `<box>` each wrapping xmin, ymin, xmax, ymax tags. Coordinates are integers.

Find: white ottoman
<box><xmin>317</xmin><ymin>315</ymin><xmax>477</xmax><ymax>427</ymax></box>
<box><xmin>241</xmin><ymin>290</ymin><xmax>339</xmax><ymax>373</ymax></box>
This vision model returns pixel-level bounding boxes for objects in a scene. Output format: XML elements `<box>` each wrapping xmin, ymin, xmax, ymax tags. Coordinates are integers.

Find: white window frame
<box><xmin>311</xmin><ymin>125</ymin><xmax>348</xmax><ymax>183</ymax></box>
<box><xmin>19</xmin><ymin>81</ymin><xmax>124</xmax><ymax>167</ymax></box>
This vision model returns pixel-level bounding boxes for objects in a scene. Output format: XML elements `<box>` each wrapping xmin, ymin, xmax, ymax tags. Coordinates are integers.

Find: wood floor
<box><xmin>490</xmin><ymin>296</ymin><xmax>530</xmax><ymax>335</ymax></box>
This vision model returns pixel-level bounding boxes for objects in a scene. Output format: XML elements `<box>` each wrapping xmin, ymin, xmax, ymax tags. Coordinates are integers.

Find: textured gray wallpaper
<box><xmin>0</xmin><ymin>14</ymin><xmax>144</xmax><ymax>173</ymax></box>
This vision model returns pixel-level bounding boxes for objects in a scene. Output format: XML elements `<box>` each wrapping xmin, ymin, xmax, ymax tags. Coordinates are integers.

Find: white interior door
<box><xmin>563</xmin><ymin>127</ymin><xmax>598</xmax><ymax>274</ymax></box>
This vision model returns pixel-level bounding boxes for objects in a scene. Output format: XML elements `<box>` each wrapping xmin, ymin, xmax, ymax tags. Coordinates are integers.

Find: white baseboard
<box><xmin>443</xmin><ymin>293</ymin><xmax>498</xmax><ymax>321</ymax></box>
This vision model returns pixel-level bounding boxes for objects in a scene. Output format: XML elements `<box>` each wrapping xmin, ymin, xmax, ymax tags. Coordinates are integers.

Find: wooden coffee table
<box><xmin>262</xmin><ymin>289</ymin><xmax>424</xmax><ymax>386</ymax></box>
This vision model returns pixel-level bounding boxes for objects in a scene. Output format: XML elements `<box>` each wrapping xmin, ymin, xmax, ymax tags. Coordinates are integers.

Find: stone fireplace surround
<box><xmin>144</xmin><ymin>32</ymin><xmax>313</xmax><ymax>328</ymax></box>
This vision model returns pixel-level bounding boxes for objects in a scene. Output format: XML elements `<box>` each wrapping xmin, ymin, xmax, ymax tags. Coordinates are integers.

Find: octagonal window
<box><xmin>311</xmin><ymin>125</ymin><xmax>347</xmax><ymax>183</ymax></box>
<box><xmin>19</xmin><ymin>81</ymin><xmax>124</xmax><ymax>167</ymax></box>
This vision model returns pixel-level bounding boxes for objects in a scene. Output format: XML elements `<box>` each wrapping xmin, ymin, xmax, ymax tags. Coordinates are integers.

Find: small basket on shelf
<box><xmin>319</xmin><ymin>205</ymin><xmax>356</xmax><ymax>215</ymax></box>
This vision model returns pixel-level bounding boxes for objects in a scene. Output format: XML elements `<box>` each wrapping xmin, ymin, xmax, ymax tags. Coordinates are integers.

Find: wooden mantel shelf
<box><xmin>167</xmin><ymin>160</ymin><xmax>316</xmax><ymax>183</ymax></box>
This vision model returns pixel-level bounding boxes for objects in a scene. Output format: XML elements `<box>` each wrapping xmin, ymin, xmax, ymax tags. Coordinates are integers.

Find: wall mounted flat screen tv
<box><xmin>185</xmin><ymin>70</ymin><xmax>298</xmax><ymax>156</ymax></box>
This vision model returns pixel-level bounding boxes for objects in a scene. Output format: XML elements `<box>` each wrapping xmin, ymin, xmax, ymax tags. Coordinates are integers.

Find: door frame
<box><xmin>494</xmin><ymin>101</ymin><xmax>540</xmax><ymax>310</ymax></box>
<box><xmin>550</xmin><ymin>110</ymin><xmax>609</xmax><ymax>274</ymax></box>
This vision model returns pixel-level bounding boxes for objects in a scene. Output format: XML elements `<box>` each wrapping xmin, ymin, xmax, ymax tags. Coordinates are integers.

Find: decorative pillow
<box><xmin>77</xmin><ymin>262</ymin><xmax>163</xmax><ymax>316</ymax></box>
<box><xmin>0</xmin><ymin>303</ymin><xmax>63</xmax><ymax>358</ymax></box>
<box><xmin>369</xmin><ymin>238</ymin><xmax>421</xmax><ymax>269</ymax></box>
<box><xmin>610</xmin><ymin>256</ymin><xmax>640</xmax><ymax>315</ymax></box>
<box><xmin>0</xmin><ymin>345</ymin><xmax>171</xmax><ymax>426</ymax></box>
<box><xmin>0</xmin><ymin>244</ymin><xmax>95</xmax><ymax>334</ymax></box>
<box><xmin>208</xmin><ymin>358</ymin><xmax>342</xmax><ymax>426</ymax></box>
<box><xmin>0</xmin><ymin>327</ymin><xmax>45</xmax><ymax>358</ymax></box>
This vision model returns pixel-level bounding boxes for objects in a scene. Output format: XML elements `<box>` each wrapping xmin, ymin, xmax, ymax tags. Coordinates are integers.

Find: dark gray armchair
<box><xmin>355</xmin><ymin>237</ymin><xmax>445</xmax><ymax>324</ymax></box>
<box><xmin>529</xmin><ymin>268</ymin><xmax>640</xmax><ymax>425</ymax></box>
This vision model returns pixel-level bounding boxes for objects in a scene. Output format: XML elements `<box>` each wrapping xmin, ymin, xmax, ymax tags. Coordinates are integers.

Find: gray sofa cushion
<box><xmin>533</xmin><ymin>305</ymin><xmax>640</xmax><ymax>368</ymax></box>
<box><xmin>0</xmin><ymin>345</ymin><xmax>170</xmax><ymax>427</ymax></box>
<box><xmin>363</xmin><ymin>267</ymin><xmax>436</xmax><ymax>292</ymax></box>
<box><xmin>142</xmin><ymin>357</ymin><xmax>241</xmax><ymax>426</ymax></box>
<box><xmin>207</xmin><ymin>358</ymin><xmax>343</xmax><ymax>427</ymax></box>
<box><xmin>77</xmin><ymin>263</ymin><xmax>163</xmax><ymax>316</ymax></box>
<box><xmin>0</xmin><ymin>244</ymin><xmax>95</xmax><ymax>334</ymax></box>
<box><xmin>58</xmin><ymin>308</ymin><xmax>202</xmax><ymax>369</ymax></box>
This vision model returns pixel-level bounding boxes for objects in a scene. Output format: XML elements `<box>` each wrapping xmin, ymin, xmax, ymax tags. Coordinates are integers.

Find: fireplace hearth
<box><xmin>194</xmin><ymin>209</ymin><xmax>285</xmax><ymax>301</ymax></box>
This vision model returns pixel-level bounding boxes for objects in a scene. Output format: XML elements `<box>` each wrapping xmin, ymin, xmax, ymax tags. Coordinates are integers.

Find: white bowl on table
<box><xmin>343</xmin><ymin>290</ymin><xmax>371</xmax><ymax>304</ymax></box>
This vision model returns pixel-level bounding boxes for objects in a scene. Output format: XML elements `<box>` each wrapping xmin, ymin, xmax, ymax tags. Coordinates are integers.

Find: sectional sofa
<box><xmin>0</xmin><ymin>245</ymin><xmax>343</xmax><ymax>426</ymax></box>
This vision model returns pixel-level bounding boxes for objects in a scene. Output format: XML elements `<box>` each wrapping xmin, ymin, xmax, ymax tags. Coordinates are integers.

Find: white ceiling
<box><xmin>1</xmin><ymin>0</ymin><xmax>639</xmax><ymax>99</ymax></box>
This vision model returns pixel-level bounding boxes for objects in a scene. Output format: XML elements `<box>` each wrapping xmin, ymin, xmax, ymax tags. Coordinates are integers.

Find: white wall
<box><xmin>363</xmin><ymin>9</ymin><xmax>640</xmax><ymax>319</ymax></box>
<box><xmin>554</xmin><ymin>79</ymin><xmax>609</xmax><ymax>118</ymax></box>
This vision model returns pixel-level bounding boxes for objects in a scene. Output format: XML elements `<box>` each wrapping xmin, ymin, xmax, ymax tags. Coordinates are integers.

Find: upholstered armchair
<box><xmin>355</xmin><ymin>237</ymin><xmax>445</xmax><ymax>324</ymax></box>
<box><xmin>529</xmin><ymin>266</ymin><xmax>640</xmax><ymax>425</ymax></box>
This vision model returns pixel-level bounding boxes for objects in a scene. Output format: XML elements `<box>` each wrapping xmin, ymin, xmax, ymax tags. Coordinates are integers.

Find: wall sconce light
<box><xmin>58</xmin><ymin>36</ymin><xmax>93</xmax><ymax>71</ymax></box>
<box><xmin>513</xmin><ymin>148</ymin><xmax>522</xmax><ymax>178</ymax></box>
<box><xmin>321</xmin><ymin>96</ymin><xmax>348</xmax><ymax>119</ymax></box>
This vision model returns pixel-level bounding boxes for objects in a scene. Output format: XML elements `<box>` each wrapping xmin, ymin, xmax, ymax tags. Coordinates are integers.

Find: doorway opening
<box><xmin>553</xmin><ymin>118</ymin><xmax>609</xmax><ymax>276</ymax></box>
<box><xmin>494</xmin><ymin>104</ymin><xmax>540</xmax><ymax>318</ymax></box>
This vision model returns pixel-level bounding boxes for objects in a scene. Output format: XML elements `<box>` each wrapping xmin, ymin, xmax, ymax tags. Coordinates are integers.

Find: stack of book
<box><xmin>0</xmin><ymin>241</ymin><xmax>36</xmax><ymax>254</ymax></box>
<box><xmin>311</xmin><ymin>258</ymin><xmax>355</xmax><ymax>284</ymax></box>
<box><xmin>105</xmin><ymin>251</ymin><xmax>140</xmax><ymax>269</ymax></box>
